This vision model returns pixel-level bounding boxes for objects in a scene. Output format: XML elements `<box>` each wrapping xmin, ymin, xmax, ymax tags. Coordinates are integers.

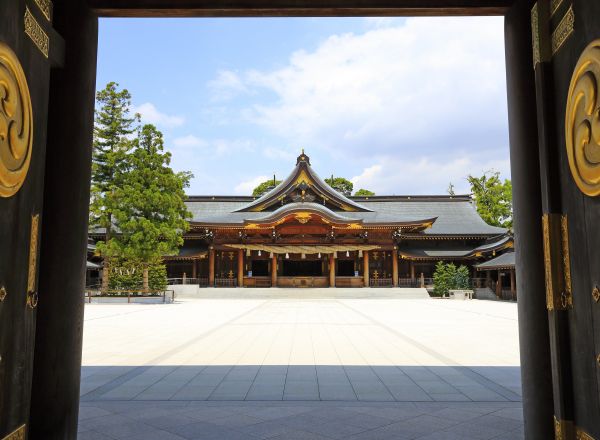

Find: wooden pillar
<box><xmin>192</xmin><ymin>259</ymin><xmax>197</xmax><ymax>279</ymax></box>
<box><xmin>237</xmin><ymin>249</ymin><xmax>244</xmax><ymax>287</ymax></box>
<box><xmin>486</xmin><ymin>270</ymin><xmax>492</xmax><ymax>289</ymax></box>
<box><xmin>505</xmin><ymin>2</ymin><xmax>554</xmax><ymax>436</ymax></box>
<box><xmin>392</xmin><ymin>250</ymin><xmax>399</xmax><ymax>287</ymax></box>
<box><xmin>29</xmin><ymin>2</ymin><xmax>98</xmax><ymax>438</ymax></box>
<box><xmin>271</xmin><ymin>254</ymin><xmax>277</xmax><ymax>287</ymax></box>
<box><xmin>410</xmin><ymin>261</ymin><xmax>415</xmax><ymax>280</ymax></box>
<box><xmin>496</xmin><ymin>270</ymin><xmax>502</xmax><ymax>297</ymax></box>
<box><xmin>363</xmin><ymin>251</ymin><xmax>369</xmax><ymax>287</ymax></box>
<box><xmin>329</xmin><ymin>253</ymin><xmax>335</xmax><ymax>287</ymax></box>
<box><xmin>510</xmin><ymin>269</ymin><xmax>516</xmax><ymax>295</ymax></box>
<box><xmin>208</xmin><ymin>249</ymin><xmax>215</xmax><ymax>287</ymax></box>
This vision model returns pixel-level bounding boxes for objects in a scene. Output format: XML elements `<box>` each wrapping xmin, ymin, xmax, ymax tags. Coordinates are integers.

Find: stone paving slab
<box><xmin>79</xmin><ymin>401</ymin><xmax>524</xmax><ymax>440</ymax></box>
<box><xmin>79</xmin><ymin>293</ymin><xmax>522</xmax><ymax>438</ymax></box>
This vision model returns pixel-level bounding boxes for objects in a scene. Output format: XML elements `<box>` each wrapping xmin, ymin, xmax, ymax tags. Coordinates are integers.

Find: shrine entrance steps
<box><xmin>170</xmin><ymin>286</ymin><xmax>431</xmax><ymax>300</ymax></box>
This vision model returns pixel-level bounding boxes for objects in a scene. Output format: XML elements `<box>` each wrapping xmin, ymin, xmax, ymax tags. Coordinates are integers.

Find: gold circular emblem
<box><xmin>0</xmin><ymin>42</ymin><xmax>33</xmax><ymax>198</ymax></box>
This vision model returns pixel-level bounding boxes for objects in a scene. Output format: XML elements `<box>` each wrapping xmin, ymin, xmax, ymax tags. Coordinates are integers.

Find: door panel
<box><xmin>0</xmin><ymin>0</ymin><xmax>51</xmax><ymax>437</ymax></box>
<box><xmin>548</xmin><ymin>0</ymin><xmax>600</xmax><ymax>435</ymax></box>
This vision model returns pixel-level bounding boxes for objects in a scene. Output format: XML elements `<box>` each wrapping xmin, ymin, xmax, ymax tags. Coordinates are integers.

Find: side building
<box><xmin>142</xmin><ymin>152</ymin><xmax>513</xmax><ymax>289</ymax></box>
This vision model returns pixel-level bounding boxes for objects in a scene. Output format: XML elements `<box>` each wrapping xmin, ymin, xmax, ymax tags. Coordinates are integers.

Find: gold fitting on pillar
<box><xmin>0</xmin><ymin>286</ymin><xmax>6</xmax><ymax>302</ymax></box>
<box><xmin>592</xmin><ymin>286</ymin><xmax>600</xmax><ymax>303</ymax></box>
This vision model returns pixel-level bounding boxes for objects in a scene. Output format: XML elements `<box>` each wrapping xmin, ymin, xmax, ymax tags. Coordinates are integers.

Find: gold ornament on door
<box><xmin>565</xmin><ymin>40</ymin><xmax>600</xmax><ymax>196</ymax></box>
<box><xmin>0</xmin><ymin>42</ymin><xmax>33</xmax><ymax>198</ymax></box>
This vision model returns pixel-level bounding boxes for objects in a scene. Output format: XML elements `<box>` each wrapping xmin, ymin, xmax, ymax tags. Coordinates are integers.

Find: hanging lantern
<box><xmin>359</xmin><ymin>250</ymin><xmax>363</xmax><ymax>258</ymax></box>
<box><xmin>246</xmin><ymin>249</ymin><xmax>251</xmax><ymax>257</ymax></box>
<box><xmin>269</xmin><ymin>252</ymin><xmax>273</xmax><ymax>258</ymax></box>
<box><xmin>318</xmin><ymin>252</ymin><xmax>321</xmax><ymax>258</ymax></box>
<box><xmin>346</xmin><ymin>250</ymin><xmax>350</xmax><ymax>257</ymax></box>
<box><xmin>258</xmin><ymin>250</ymin><xmax>262</xmax><ymax>256</ymax></box>
<box><xmin>334</xmin><ymin>251</ymin><xmax>338</xmax><ymax>259</ymax></box>
<box><xmin>285</xmin><ymin>253</ymin><xmax>289</xmax><ymax>259</ymax></box>
<box><xmin>301</xmin><ymin>253</ymin><xmax>306</xmax><ymax>259</ymax></box>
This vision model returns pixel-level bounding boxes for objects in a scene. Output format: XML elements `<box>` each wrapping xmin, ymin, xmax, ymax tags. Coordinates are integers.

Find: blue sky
<box><xmin>97</xmin><ymin>17</ymin><xmax>509</xmax><ymax>196</ymax></box>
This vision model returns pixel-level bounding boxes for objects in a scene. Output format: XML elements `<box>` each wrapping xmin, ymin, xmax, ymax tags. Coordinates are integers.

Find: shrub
<box><xmin>433</xmin><ymin>262</ymin><xmax>470</xmax><ymax>297</ymax></box>
<box><xmin>108</xmin><ymin>260</ymin><xmax>168</xmax><ymax>293</ymax></box>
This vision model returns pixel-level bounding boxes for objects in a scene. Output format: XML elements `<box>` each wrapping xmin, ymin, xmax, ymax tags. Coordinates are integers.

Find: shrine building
<box><xmin>162</xmin><ymin>152</ymin><xmax>513</xmax><ymax>288</ymax></box>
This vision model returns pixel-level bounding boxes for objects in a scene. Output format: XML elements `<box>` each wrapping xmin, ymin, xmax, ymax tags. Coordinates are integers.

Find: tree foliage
<box><xmin>432</xmin><ymin>262</ymin><xmax>470</xmax><ymax>297</ymax></box>
<box><xmin>108</xmin><ymin>260</ymin><xmax>168</xmax><ymax>292</ymax></box>
<box><xmin>467</xmin><ymin>171</ymin><xmax>513</xmax><ymax>229</ymax></box>
<box><xmin>252</xmin><ymin>179</ymin><xmax>282</xmax><ymax>197</ymax></box>
<box><xmin>354</xmin><ymin>189</ymin><xmax>375</xmax><ymax>196</ymax></box>
<box><xmin>324</xmin><ymin>176</ymin><xmax>354</xmax><ymax>196</ymax></box>
<box><xmin>108</xmin><ymin>124</ymin><xmax>192</xmax><ymax>287</ymax></box>
<box><xmin>90</xmin><ymin>82</ymin><xmax>137</xmax><ymax>256</ymax></box>
<box><xmin>90</xmin><ymin>83</ymin><xmax>192</xmax><ymax>290</ymax></box>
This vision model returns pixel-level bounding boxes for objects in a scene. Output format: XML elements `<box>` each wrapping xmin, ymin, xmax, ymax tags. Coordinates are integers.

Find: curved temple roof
<box><xmin>235</xmin><ymin>152</ymin><xmax>372</xmax><ymax>212</ymax></box>
<box><xmin>193</xmin><ymin>201</ymin><xmax>437</xmax><ymax>230</ymax></box>
<box><xmin>184</xmin><ymin>151</ymin><xmax>508</xmax><ymax>237</ymax></box>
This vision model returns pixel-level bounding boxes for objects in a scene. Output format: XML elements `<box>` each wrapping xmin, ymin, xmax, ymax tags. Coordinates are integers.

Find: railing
<box><xmin>471</xmin><ymin>278</ymin><xmax>489</xmax><ymax>288</ymax></box>
<box><xmin>167</xmin><ymin>277</ymin><xmax>210</xmax><ymax>286</ymax></box>
<box><xmin>499</xmin><ymin>289</ymin><xmax>517</xmax><ymax>301</ymax></box>
<box><xmin>370</xmin><ymin>278</ymin><xmax>393</xmax><ymax>287</ymax></box>
<box><xmin>215</xmin><ymin>278</ymin><xmax>237</xmax><ymax>287</ymax></box>
<box><xmin>397</xmin><ymin>278</ymin><xmax>418</xmax><ymax>288</ymax></box>
<box><xmin>84</xmin><ymin>289</ymin><xmax>174</xmax><ymax>303</ymax></box>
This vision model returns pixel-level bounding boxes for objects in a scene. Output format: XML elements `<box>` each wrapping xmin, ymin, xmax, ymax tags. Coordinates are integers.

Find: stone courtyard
<box><xmin>78</xmin><ymin>289</ymin><xmax>523</xmax><ymax>439</ymax></box>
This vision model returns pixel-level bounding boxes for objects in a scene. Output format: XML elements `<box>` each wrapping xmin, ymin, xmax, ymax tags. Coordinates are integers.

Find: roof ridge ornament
<box><xmin>296</xmin><ymin>149</ymin><xmax>310</xmax><ymax>165</ymax></box>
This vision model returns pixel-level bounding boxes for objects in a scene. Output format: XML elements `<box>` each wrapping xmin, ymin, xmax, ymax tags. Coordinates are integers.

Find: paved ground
<box><xmin>79</xmin><ymin>288</ymin><xmax>523</xmax><ymax>439</ymax></box>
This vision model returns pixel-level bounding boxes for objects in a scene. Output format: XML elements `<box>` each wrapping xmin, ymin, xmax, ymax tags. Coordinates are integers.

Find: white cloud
<box><xmin>350</xmin><ymin>154</ymin><xmax>511</xmax><ymax>195</ymax></box>
<box><xmin>234</xmin><ymin>175</ymin><xmax>271</xmax><ymax>195</ymax></box>
<box><xmin>213</xmin><ymin>138</ymin><xmax>256</xmax><ymax>155</ymax></box>
<box><xmin>262</xmin><ymin>146</ymin><xmax>296</xmax><ymax>161</ymax></box>
<box><xmin>218</xmin><ymin>17</ymin><xmax>507</xmax><ymax>164</ymax></box>
<box><xmin>208</xmin><ymin>70</ymin><xmax>250</xmax><ymax>101</ymax></box>
<box><xmin>133</xmin><ymin>102</ymin><xmax>185</xmax><ymax>128</ymax></box>
<box><xmin>172</xmin><ymin>135</ymin><xmax>207</xmax><ymax>148</ymax></box>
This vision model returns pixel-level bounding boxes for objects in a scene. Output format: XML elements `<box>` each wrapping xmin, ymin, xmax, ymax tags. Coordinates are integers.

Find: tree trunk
<box><xmin>102</xmin><ymin>261</ymin><xmax>109</xmax><ymax>291</ymax></box>
<box><xmin>143</xmin><ymin>267</ymin><xmax>149</xmax><ymax>291</ymax></box>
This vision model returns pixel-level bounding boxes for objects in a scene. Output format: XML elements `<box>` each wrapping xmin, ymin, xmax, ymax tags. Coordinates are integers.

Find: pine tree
<box><xmin>112</xmin><ymin>124</ymin><xmax>192</xmax><ymax>289</ymax></box>
<box><xmin>90</xmin><ymin>82</ymin><xmax>138</xmax><ymax>288</ymax></box>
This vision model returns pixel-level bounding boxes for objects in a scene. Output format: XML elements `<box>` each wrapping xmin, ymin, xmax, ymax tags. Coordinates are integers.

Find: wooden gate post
<box><xmin>30</xmin><ymin>2</ymin><xmax>99</xmax><ymax>438</ymax></box>
<box><xmin>504</xmin><ymin>1</ymin><xmax>554</xmax><ymax>437</ymax></box>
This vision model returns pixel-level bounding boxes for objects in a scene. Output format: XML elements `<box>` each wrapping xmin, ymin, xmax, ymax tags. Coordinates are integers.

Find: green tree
<box><xmin>354</xmin><ymin>189</ymin><xmax>375</xmax><ymax>196</ymax></box>
<box><xmin>447</xmin><ymin>182</ymin><xmax>455</xmax><ymax>196</ymax></box>
<box><xmin>325</xmin><ymin>176</ymin><xmax>354</xmax><ymax>196</ymax></box>
<box><xmin>110</xmin><ymin>124</ymin><xmax>192</xmax><ymax>289</ymax></box>
<box><xmin>90</xmin><ymin>82</ymin><xmax>138</xmax><ymax>288</ymax></box>
<box><xmin>467</xmin><ymin>171</ymin><xmax>513</xmax><ymax>228</ymax></box>
<box><xmin>433</xmin><ymin>262</ymin><xmax>470</xmax><ymax>297</ymax></box>
<box><xmin>252</xmin><ymin>178</ymin><xmax>282</xmax><ymax>197</ymax></box>
<box><xmin>108</xmin><ymin>260</ymin><xmax>168</xmax><ymax>292</ymax></box>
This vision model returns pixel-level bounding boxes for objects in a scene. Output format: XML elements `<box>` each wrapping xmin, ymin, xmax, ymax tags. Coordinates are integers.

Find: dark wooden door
<box><xmin>0</xmin><ymin>1</ymin><xmax>53</xmax><ymax>437</ymax></box>
<box><xmin>537</xmin><ymin>0</ymin><xmax>600</xmax><ymax>436</ymax></box>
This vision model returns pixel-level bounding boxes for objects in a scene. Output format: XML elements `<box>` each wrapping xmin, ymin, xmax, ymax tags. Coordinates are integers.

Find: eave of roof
<box><xmin>475</xmin><ymin>251</ymin><xmax>515</xmax><ymax>270</ymax></box>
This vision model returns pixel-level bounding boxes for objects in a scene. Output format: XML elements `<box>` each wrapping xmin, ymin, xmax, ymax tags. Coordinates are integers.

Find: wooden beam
<box><xmin>271</xmin><ymin>254</ymin><xmax>278</xmax><ymax>287</ymax></box>
<box><xmin>392</xmin><ymin>250</ymin><xmax>398</xmax><ymax>287</ymax></box>
<box><xmin>363</xmin><ymin>251</ymin><xmax>369</xmax><ymax>287</ymax></box>
<box><xmin>329</xmin><ymin>253</ymin><xmax>335</xmax><ymax>287</ymax></box>
<box><xmin>237</xmin><ymin>249</ymin><xmax>244</xmax><ymax>287</ymax></box>
<box><xmin>87</xmin><ymin>0</ymin><xmax>511</xmax><ymax>17</ymax></box>
<box><xmin>208</xmin><ymin>248</ymin><xmax>215</xmax><ymax>286</ymax></box>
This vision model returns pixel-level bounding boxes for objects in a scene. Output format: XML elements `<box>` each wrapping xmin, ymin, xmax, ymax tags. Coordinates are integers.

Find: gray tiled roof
<box><xmin>475</xmin><ymin>251</ymin><xmax>515</xmax><ymax>270</ymax></box>
<box><xmin>185</xmin><ymin>196</ymin><xmax>507</xmax><ymax>236</ymax></box>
